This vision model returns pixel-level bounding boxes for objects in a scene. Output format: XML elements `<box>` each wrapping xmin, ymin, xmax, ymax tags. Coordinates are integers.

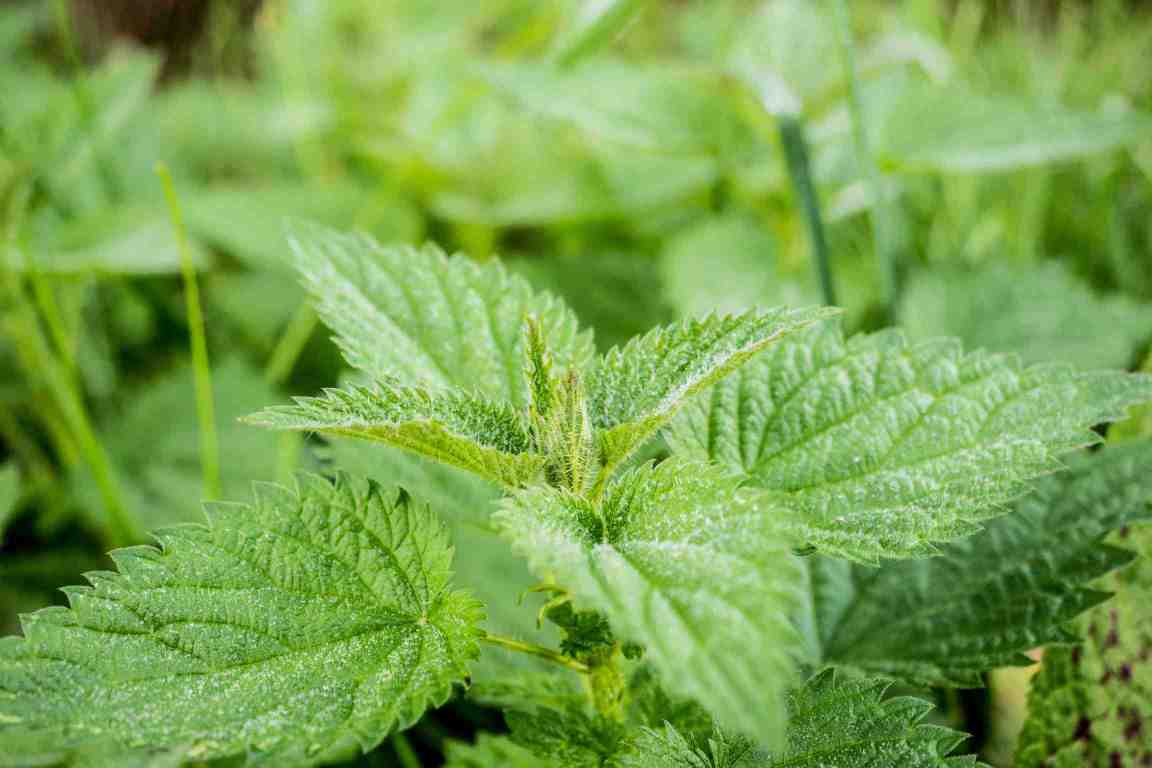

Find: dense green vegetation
<box><xmin>1</xmin><ymin>1</ymin><xmax>1151</xmax><ymax>765</ymax></box>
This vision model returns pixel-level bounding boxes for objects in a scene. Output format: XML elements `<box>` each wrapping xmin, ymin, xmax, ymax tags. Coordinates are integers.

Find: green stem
<box><xmin>157</xmin><ymin>164</ymin><xmax>220</xmax><ymax>500</ymax></box>
<box><xmin>390</xmin><ymin>732</ymin><xmax>420</xmax><ymax>768</ymax></box>
<box><xmin>479</xmin><ymin>631</ymin><xmax>590</xmax><ymax>674</ymax></box>
<box><xmin>834</xmin><ymin>0</ymin><xmax>898</xmax><ymax>322</ymax></box>
<box><xmin>778</xmin><ymin>116</ymin><xmax>837</xmax><ymax>306</ymax></box>
<box><xmin>264</xmin><ymin>302</ymin><xmax>317</xmax><ymax>385</ymax></box>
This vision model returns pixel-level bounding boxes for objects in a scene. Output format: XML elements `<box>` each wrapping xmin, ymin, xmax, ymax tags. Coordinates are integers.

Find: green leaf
<box><xmin>815</xmin><ymin>439</ymin><xmax>1152</xmax><ymax>686</ymax></box>
<box><xmin>659</xmin><ymin>213</ymin><xmax>814</xmax><ymax>319</ymax></box>
<box><xmin>1016</xmin><ymin>521</ymin><xmax>1152</xmax><ymax>766</ymax></box>
<box><xmin>0</xmin><ymin>464</ymin><xmax>18</xmax><ymax>546</ymax></box>
<box><xmin>481</xmin><ymin>61</ymin><xmax>755</xmax><ymax>156</ymax></box>
<box><xmin>182</xmin><ymin>181</ymin><xmax>421</xmax><ymax>273</ymax></box>
<box><xmin>445</xmin><ymin>733</ymin><xmax>557</xmax><ymax>768</ymax></box>
<box><xmin>75</xmin><ymin>361</ymin><xmax>287</xmax><ymax>532</ymax></box>
<box><xmin>0</xmin><ymin>474</ymin><xmax>483</xmax><ymax>765</ymax></box>
<box><xmin>495</xmin><ymin>459</ymin><xmax>805</xmax><ymax>746</ymax></box>
<box><xmin>248</xmin><ymin>382</ymin><xmax>544</xmax><ymax>489</ymax></box>
<box><xmin>504</xmin><ymin>704</ymin><xmax>626</xmax><ymax>767</ymax></box>
<box><xmin>12</xmin><ymin>206</ymin><xmax>211</xmax><ymax>276</ymax></box>
<box><xmin>589</xmin><ymin>308</ymin><xmax>834</xmax><ymax>473</ymax></box>
<box><xmin>880</xmin><ymin>85</ymin><xmax>1152</xmax><ymax>173</ymax></box>
<box><xmin>322</xmin><ymin>437</ymin><xmax>556</xmax><ymax>679</ymax></box>
<box><xmin>290</xmin><ymin>226</ymin><xmax>594</xmax><ymax>409</ymax></box>
<box><xmin>899</xmin><ymin>262</ymin><xmax>1152</xmax><ymax>370</ymax></box>
<box><xmin>668</xmin><ymin>323</ymin><xmax>1152</xmax><ymax>561</ymax></box>
<box><xmin>622</xmin><ymin>671</ymin><xmax>980</xmax><ymax>767</ymax></box>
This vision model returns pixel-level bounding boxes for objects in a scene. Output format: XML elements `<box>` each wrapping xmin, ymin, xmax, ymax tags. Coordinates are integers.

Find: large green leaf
<box><xmin>899</xmin><ymin>262</ymin><xmax>1152</xmax><ymax>370</ymax></box>
<box><xmin>621</xmin><ymin>671</ymin><xmax>980</xmax><ymax>767</ymax></box>
<box><xmin>248</xmin><ymin>382</ymin><xmax>544</xmax><ymax>489</ymax></box>
<box><xmin>0</xmin><ymin>474</ymin><xmax>482</xmax><ymax>765</ymax></box>
<box><xmin>589</xmin><ymin>308</ymin><xmax>834</xmax><ymax>472</ymax></box>
<box><xmin>495</xmin><ymin>459</ymin><xmax>804</xmax><ymax>746</ymax></box>
<box><xmin>814</xmin><ymin>439</ymin><xmax>1152</xmax><ymax>685</ymax></box>
<box><xmin>668</xmin><ymin>323</ymin><xmax>1152</xmax><ymax>561</ymax></box>
<box><xmin>290</xmin><ymin>226</ymin><xmax>594</xmax><ymax>409</ymax></box>
<box><xmin>322</xmin><ymin>438</ymin><xmax>555</xmax><ymax>679</ymax></box>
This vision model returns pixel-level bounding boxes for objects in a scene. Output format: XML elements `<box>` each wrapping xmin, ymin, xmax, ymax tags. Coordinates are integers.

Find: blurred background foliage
<box><xmin>1</xmin><ymin>0</ymin><xmax>1151</xmax><ymax>764</ymax></box>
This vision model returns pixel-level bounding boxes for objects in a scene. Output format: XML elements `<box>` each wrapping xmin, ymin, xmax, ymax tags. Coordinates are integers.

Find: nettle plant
<box><xmin>4</xmin><ymin>226</ymin><xmax>1152</xmax><ymax>767</ymax></box>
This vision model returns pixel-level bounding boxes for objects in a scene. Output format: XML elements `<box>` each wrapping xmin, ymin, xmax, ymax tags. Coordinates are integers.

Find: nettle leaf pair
<box><xmin>3</xmin><ymin>226</ymin><xmax>1152</xmax><ymax>766</ymax></box>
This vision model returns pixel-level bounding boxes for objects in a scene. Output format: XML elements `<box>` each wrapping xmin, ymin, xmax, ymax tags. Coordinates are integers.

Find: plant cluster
<box><xmin>2</xmin><ymin>1</ymin><xmax>1152</xmax><ymax>766</ymax></box>
<box><xmin>4</xmin><ymin>227</ymin><xmax>1152</xmax><ymax>766</ymax></box>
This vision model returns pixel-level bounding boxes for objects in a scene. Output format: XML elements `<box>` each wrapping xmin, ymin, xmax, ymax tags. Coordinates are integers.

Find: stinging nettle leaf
<box><xmin>289</xmin><ymin>225</ymin><xmax>594</xmax><ymax>410</ymax></box>
<box><xmin>589</xmin><ymin>307</ymin><xmax>835</xmax><ymax>474</ymax></box>
<box><xmin>813</xmin><ymin>439</ymin><xmax>1152</xmax><ymax>685</ymax></box>
<box><xmin>668</xmin><ymin>322</ymin><xmax>1152</xmax><ymax>561</ymax></box>
<box><xmin>494</xmin><ymin>458</ymin><xmax>805</xmax><ymax>747</ymax></box>
<box><xmin>0</xmin><ymin>474</ymin><xmax>483</xmax><ymax>765</ymax></box>
<box><xmin>247</xmin><ymin>381</ymin><xmax>544</xmax><ymax>489</ymax></box>
<box><xmin>622</xmin><ymin>671</ymin><xmax>981</xmax><ymax>767</ymax></box>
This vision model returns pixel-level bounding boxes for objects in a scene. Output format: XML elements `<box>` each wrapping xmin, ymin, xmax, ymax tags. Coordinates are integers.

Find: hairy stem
<box><xmin>479</xmin><ymin>631</ymin><xmax>591</xmax><ymax>673</ymax></box>
<box><xmin>834</xmin><ymin>0</ymin><xmax>898</xmax><ymax>321</ymax></box>
<box><xmin>778</xmin><ymin>115</ymin><xmax>837</xmax><ymax>306</ymax></box>
<box><xmin>157</xmin><ymin>164</ymin><xmax>221</xmax><ymax>500</ymax></box>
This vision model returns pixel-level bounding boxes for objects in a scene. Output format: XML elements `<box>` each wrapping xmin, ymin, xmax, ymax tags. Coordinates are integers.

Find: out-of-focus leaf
<box><xmin>881</xmin><ymin>86</ymin><xmax>1152</xmax><ymax>173</ymax></box>
<box><xmin>16</xmin><ymin>207</ymin><xmax>209</xmax><ymax>276</ymax></box>
<box><xmin>660</xmin><ymin>213</ymin><xmax>814</xmax><ymax>317</ymax></box>
<box><xmin>183</xmin><ymin>182</ymin><xmax>422</xmax><ymax>272</ymax></box>
<box><xmin>510</xmin><ymin>249</ymin><xmax>673</xmax><ymax>351</ymax></box>
<box><xmin>481</xmin><ymin>61</ymin><xmax>755</xmax><ymax>155</ymax></box>
<box><xmin>73</xmin><ymin>361</ymin><xmax>288</xmax><ymax>533</ymax></box>
<box><xmin>900</xmin><ymin>262</ymin><xmax>1152</xmax><ymax>369</ymax></box>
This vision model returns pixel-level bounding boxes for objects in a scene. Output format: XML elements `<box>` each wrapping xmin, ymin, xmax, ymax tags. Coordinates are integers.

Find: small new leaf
<box><xmin>669</xmin><ymin>323</ymin><xmax>1152</xmax><ymax>561</ymax></box>
<box><xmin>816</xmin><ymin>439</ymin><xmax>1152</xmax><ymax>685</ymax></box>
<box><xmin>247</xmin><ymin>382</ymin><xmax>544</xmax><ymax>489</ymax></box>
<box><xmin>289</xmin><ymin>226</ymin><xmax>594</xmax><ymax>409</ymax></box>
<box><xmin>495</xmin><ymin>459</ymin><xmax>805</xmax><ymax>746</ymax></box>
<box><xmin>0</xmin><ymin>474</ymin><xmax>483</xmax><ymax>765</ymax></box>
<box><xmin>589</xmin><ymin>308</ymin><xmax>835</xmax><ymax>474</ymax></box>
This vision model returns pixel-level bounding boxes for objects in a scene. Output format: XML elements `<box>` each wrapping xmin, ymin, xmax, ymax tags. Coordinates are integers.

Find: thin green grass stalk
<box><xmin>8</xmin><ymin>186</ymin><xmax>78</xmax><ymax>377</ymax></box>
<box><xmin>390</xmin><ymin>732</ymin><xmax>420</xmax><ymax>768</ymax></box>
<box><xmin>157</xmin><ymin>164</ymin><xmax>221</xmax><ymax>500</ymax></box>
<box><xmin>555</xmin><ymin>0</ymin><xmax>652</xmax><ymax>67</ymax></box>
<box><xmin>0</xmin><ymin>274</ymin><xmax>137</xmax><ymax>545</ymax></box>
<box><xmin>778</xmin><ymin>116</ymin><xmax>838</xmax><ymax>306</ymax></box>
<box><xmin>265</xmin><ymin>302</ymin><xmax>317</xmax><ymax>385</ymax></box>
<box><xmin>834</xmin><ymin>0</ymin><xmax>899</xmax><ymax>321</ymax></box>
